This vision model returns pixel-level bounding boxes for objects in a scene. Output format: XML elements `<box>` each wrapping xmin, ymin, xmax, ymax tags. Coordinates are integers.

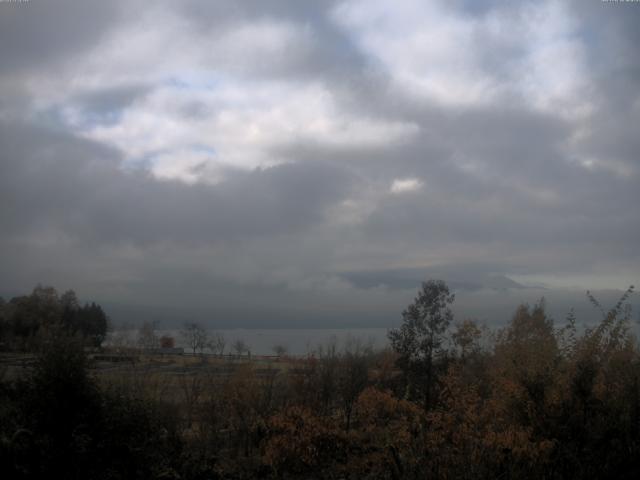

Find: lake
<box><xmin>108</xmin><ymin>328</ymin><xmax>392</xmax><ymax>356</ymax></box>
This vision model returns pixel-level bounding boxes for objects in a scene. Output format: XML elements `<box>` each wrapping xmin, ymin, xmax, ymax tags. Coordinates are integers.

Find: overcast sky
<box><xmin>0</xmin><ymin>0</ymin><xmax>638</xmax><ymax>327</ymax></box>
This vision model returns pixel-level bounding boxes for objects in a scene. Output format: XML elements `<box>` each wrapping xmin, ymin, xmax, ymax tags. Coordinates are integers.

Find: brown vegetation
<box><xmin>1</xmin><ymin>282</ymin><xmax>639</xmax><ymax>478</ymax></box>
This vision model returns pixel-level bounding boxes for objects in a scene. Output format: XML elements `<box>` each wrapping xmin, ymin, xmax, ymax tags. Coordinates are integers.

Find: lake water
<box><xmin>109</xmin><ymin>328</ymin><xmax>391</xmax><ymax>356</ymax></box>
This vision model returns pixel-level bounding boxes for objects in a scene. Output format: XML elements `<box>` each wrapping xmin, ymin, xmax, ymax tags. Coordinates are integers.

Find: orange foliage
<box><xmin>347</xmin><ymin>387</ymin><xmax>425</xmax><ymax>478</ymax></box>
<box><xmin>263</xmin><ymin>405</ymin><xmax>346</xmax><ymax>476</ymax></box>
<box><xmin>425</xmin><ymin>366</ymin><xmax>554</xmax><ymax>478</ymax></box>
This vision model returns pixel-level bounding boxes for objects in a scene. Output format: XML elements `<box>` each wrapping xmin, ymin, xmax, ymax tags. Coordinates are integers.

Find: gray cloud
<box><xmin>0</xmin><ymin>121</ymin><xmax>353</xmax><ymax>246</ymax></box>
<box><xmin>0</xmin><ymin>0</ymin><xmax>638</xmax><ymax>328</ymax></box>
<box><xmin>0</xmin><ymin>0</ymin><xmax>126</xmax><ymax>75</ymax></box>
<box><xmin>72</xmin><ymin>85</ymin><xmax>152</xmax><ymax>122</ymax></box>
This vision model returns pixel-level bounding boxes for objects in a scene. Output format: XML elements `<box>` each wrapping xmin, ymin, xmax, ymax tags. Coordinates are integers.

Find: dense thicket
<box><xmin>0</xmin><ymin>336</ymin><xmax>182</xmax><ymax>479</ymax></box>
<box><xmin>0</xmin><ymin>285</ymin><xmax>108</xmax><ymax>350</ymax></box>
<box><xmin>0</xmin><ymin>282</ymin><xmax>638</xmax><ymax>479</ymax></box>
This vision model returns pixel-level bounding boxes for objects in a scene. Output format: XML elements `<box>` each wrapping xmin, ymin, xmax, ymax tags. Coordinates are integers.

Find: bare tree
<box><xmin>233</xmin><ymin>339</ymin><xmax>249</xmax><ymax>358</ymax></box>
<box><xmin>109</xmin><ymin>321</ymin><xmax>136</xmax><ymax>353</ymax></box>
<box><xmin>208</xmin><ymin>331</ymin><xmax>226</xmax><ymax>357</ymax></box>
<box><xmin>314</xmin><ymin>337</ymin><xmax>340</xmax><ymax>415</ymax></box>
<box><xmin>137</xmin><ymin>320</ymin><xmax>159</xmax><ymax>351</ymax></box>
<box><xmin>182</xmin><ymin>321</ymin><xmax>208</xmax><ymax>355</ymax></box>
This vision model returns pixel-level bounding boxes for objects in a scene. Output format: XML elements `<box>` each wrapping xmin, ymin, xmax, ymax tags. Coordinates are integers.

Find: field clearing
<box><xmin>1</xmin><ymin>351</ymin><xmax>293</xmax><ymax>380</ymax></box>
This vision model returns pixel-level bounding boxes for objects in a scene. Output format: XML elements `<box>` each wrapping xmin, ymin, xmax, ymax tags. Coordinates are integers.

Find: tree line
<box><xmin>0</xmin><ymin>280</ymin><xmax>639</xmax><ymax>478</ymax></box>
<box><xmin>0</xmin><ymin>285</ymin><xmax>108</xmax><ymax>350</ymax></box>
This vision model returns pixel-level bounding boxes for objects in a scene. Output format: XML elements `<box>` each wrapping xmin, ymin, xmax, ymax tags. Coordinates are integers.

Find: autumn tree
<box><xmin>452</xmin><ymin>319</ymin><xmax>482</xmax><ymax>361</ymax></box>
<box><xmin>493</xmin><ymin>300</ymin><xmax>559</xmax><ymax>425</ymax></box>
<box><xmin>309</xmin><ymin>338</ymin><xmax>340</xmax><ymax>415</ymax></box>
<box><xmin>222</xmin><ymin>365</ymin><xmax>263</xmax><ymax>457</ymax></box>
<box><xmin>264</xmin><ymin>405</ymin><xmax>347</xmax><ymax>476</ymax></box>
<box><xmin>425</xmin><ymin>364</ymin><xmax>554</xmax><ymax>479</ymax></box>
<box><xmin>348</xmin><ymin>387</ymin><xmax>425</xmax><ymax>477</ymax></box>
<box><xmin>388</xmin><ymin>279</ymin><xmax>454</xmax><ymax>409</ymax></box>
<box><xmin>551</xmin><ymin>286</ymin><xmax>640</xmax><ymax>478</ymax></box>
<box><xmin>338</xmin><ymin>338</ymin><xmax>372</xmax><ymax>431</ymax></box>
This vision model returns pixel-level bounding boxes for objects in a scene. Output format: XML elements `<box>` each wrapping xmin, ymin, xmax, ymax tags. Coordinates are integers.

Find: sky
<box><xmin>0</xmin><ymin>0</ymin><xmax>638</xmax><ymax>328</ymax></box>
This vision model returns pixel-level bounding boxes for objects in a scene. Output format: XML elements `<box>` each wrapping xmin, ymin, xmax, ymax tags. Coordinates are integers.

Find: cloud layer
<box><xmin>1</xmin><ymin>0</ymin><xmax>638</xmax><ymax>327</ymax></box>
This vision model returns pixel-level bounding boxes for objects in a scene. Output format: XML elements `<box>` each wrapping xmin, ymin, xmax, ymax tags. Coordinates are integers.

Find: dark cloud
<box><xmin>342</xmin><ymin>266</ymin><xmax>525</xmax><ymax>291</ymax></box>
<box><xmin>0</xmin><ymin>0</ymin><xmax>124</xmax><ymax>75</ymax></box>
<box><xmin>73</xmin><ymin>85</ymin><xmax>152</xmax><ymax>121</ymax></box>
<box><xmin>0</xmin><ymin>121</ymin><xmax>353</xmax><ymax>246</ymax></box>
<box><xmin>0</xmin><ymin>0</ymin><xmax>638</xmax><ymax>327</ymax></box>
